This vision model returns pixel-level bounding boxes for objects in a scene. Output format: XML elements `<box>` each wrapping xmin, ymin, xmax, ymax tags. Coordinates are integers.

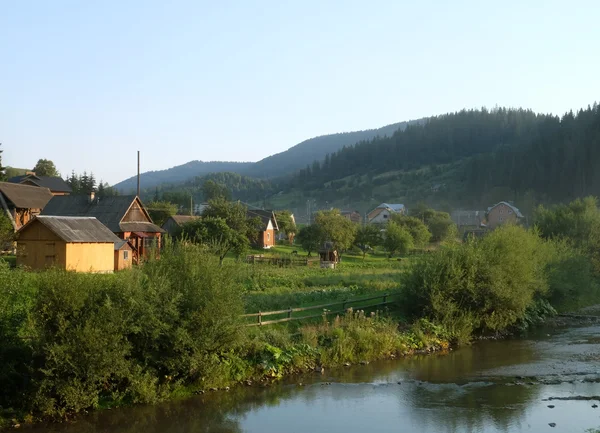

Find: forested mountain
<box><xmin>143</xmin><ymin>172</ymin><xmax>277</xmax><ymax>211</ymax></box>
<box><xmin>241</xmin><ymin>120</ymin><xmax>421</xmax><ymax>179</ymax></box>
<box><xmin>277</xmin><ymin>104</ymin><xmax>600</xmax><ymax>214</ymax></box>
<box><xmin>113</xmin><ymin>120</ymin><xmax>419</xmax><ymax>192</ymax></box>
<box><xmin>113</xmin><ymin>161</ymin><xmax>253</xmax><ymax>193</ymax></box>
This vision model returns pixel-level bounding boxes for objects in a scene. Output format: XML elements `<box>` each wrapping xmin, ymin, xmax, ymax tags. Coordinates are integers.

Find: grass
<box><xmin>235</xmin><ymin>244</ymin><xmax>410</xmax><ymax>315</ymax></box>
<box><xmin>0</xmin><ymin>255</ymin><xmax>16</xmax><ymax>268</ymax></box>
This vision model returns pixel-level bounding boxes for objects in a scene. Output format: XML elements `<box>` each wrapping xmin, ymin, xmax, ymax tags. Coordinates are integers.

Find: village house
<box><xmin>0</xmin><ymin>182</ymin><xmax>54</xmax><ymax>230</ymax></box>
<box><xmin>114</xmin><ymin>239</ymin><xmax>133</xmax><ymax>271</ymax></box>
<box><xmin>161</xmin><ymin>215</ymin><xmax>200</xmax><ymax>237</ymax></box>
<box><xmin>341</xmin><ymin>210</ymin><xmax>362</xmax><ymax>225</ymax></box>
<box><xmin>367</xmin><ymin>203</ymin><xmax>405</xmax><ymax>224</ymax></box>
<box><xmin>9</xmin><ymin>172</ymin><xmax>72</xmax><ymax>196</ymax></box>
<box><xmin>247</xmin><ymin>209</ymin><xmax>278</xmax><ymax>249</ymax></box>
<box><xmin>16</xmin><ymin>216</ymin><xmax>121</xmax><ymax>273</ymax></box>
<box><xmin>451</xmin><ymin>210</ymin><xmax>485</xmax><ymax>229</ymax></box>
<box><xmin>484</xmin><ymin>201</ymin><xmax>524</xmax><ymax>229</ymax></box>
<box><xmin>41</xmin><ymin>194</ymin><xmax>165</xmax><ymax>264</ymax></box>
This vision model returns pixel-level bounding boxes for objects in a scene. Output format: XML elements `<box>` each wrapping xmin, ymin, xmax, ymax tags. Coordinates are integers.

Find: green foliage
<box><xmin>274</xmin><ymin>210</ymin><xmax>296</xmax><ymax>242</ymax></box>
<box><xmin>354</xmin><ymin>224</ymin><xmax>382</xmax><ymax>259</ymax></box>
<box><xmin>400</xmin><ymin>225</ymin><xmax>549</xmax><ymax>342</ymax></box>
<box><xmin>383</xmin><ymin>221</ymin><xmax>413</xmax><ymax>257</ymax></box>
<box><xmin>426</xmin><ymin>212</ymin><xmax>457</xmax><ymax>242</ymax></box>
<box><xmin>295</xmin><ymin>225</ymin><xmax>323</xmax><ymax>257</ymax></box>
<box><xmin>389</xmin><ymin>215</ymin><xmax>431</xmax><ymax>248</ymax></box>
<box><xmin>178</xmin><ymin>216</ymin><xmax>250</xmax><ymax>263</ymax></box>
<box><xmin>0</xmin><ymin>244</ymin><xmax>245</xmax><ymax>419</ymax></box>
<box><xmin>146</xmin><ymin>200</ymin><xmax>178</xmax><ymax>226</ymax></box>
<box><xmin>0</xmin><ymin>212</ymin><xmax>15</xmax><ymax>248</ymax></box>
<box><xmin>313</xmin><ymin>209</ymin><xmax>357</xmax><ymax>252</ymax></box>
<box><xmin>202</xmin><ymin>179</ymin><xmax>231</xmax><ymax>201</ymax></box>
<box><xmin>32</xmin><ymin>159</ymin><xmax>59</xmax><ymax>177</ymax></box>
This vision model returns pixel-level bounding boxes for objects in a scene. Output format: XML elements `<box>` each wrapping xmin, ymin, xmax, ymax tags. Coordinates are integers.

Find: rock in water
<box><xmin>547</xmin><ymin>405</ymin><xmax>555</xmax><ymax>408</ymax></box>
<box><xmin>549</xmin><ymin>423</ymin><xmax>556</xmax><ymax>428</ymax></box>
<box><xmin>592</xmin><ymin>404</ymin><xmax>598</xmax><ymax>408</ymax></box>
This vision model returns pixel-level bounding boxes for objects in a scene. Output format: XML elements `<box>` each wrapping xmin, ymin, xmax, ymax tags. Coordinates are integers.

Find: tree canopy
<box><xmin>313</xmin><ymin>209</ymin><xmax>357</xmax><ymax>252</ymax></box>
<box><xmin>32</xmin><ymin>159</ymin><xmax>60</xmax><ymax>177</ymax></box>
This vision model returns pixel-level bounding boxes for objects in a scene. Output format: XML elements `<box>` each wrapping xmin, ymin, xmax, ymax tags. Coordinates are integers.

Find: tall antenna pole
<box><xmin>137</xmin><ymin>151</ymin><xmax>140</xmax><ymax>197</ymax></box>
<box><xmin>190</xmin><ymin>194</ymin><xmax>193</xmax><ymax>216</ymax></box>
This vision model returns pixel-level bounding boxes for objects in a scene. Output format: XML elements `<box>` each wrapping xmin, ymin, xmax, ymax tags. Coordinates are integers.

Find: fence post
<box><xmin>383</xmin><ymin>293</ymin><xmax>388</xmax><ymax>304</ymax></box>
<box><xmin>288</xmin><ymin>307</ymin><xmax>292</xmax><ymax>319</ymax></box>
<box><xmin>258</xmin><ymin>311</ymin><xmax>262</xmax><ymax>326</ymax></box>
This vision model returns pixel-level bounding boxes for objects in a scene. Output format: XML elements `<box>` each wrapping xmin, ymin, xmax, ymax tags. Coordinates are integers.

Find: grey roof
<box><xmin>21</xmin><ymin>216</ymin><xmax>121</xmax><ymax>243</ymax></box>
<box><xmin>488</xmin><ymin>202</ymin><xmax>524</xmax><ymax>218</ymax></box>
<box><xmin>41</xmin><ymin>195</ymin><xmax>163</xmax><ymax>233</ymax></box>
<box><xmin>0</xmin><ymin>182</ymin><xmax>54</xmax><ymax>209</ymax></box>
<box><xmin>377</xmin><ymin>203</ymin><xmax>405</xmax><ymax>212</ymax></box>
<box><xmin>166</xmin><ymin>215</ymin><xmax>200</xmax><ymax>226</ymax></box>
<box><xmin>114</xmin><ymin>239</ymin><xmax>132</xmax><ymax>250</ymax></box>
<box><xmin>9</xmin><ymin>174</ymin><xmax>72</xmax><ymax>193</ymax></box>
<box><xmin>247</xmin><ymin>209</ymin><xmax>279</xmax><ymax>231</ymax></box>
<box><xmin>120</xmin><ymin>221</ymin><xmax>165</xmax><ymax>233</ymax></box>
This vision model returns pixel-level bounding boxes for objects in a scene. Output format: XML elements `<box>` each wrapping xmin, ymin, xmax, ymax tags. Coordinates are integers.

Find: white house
<box><xmin>367</xmin><ymin>203</ymin><xmax>405</xmax><ymax>224</ymax></box>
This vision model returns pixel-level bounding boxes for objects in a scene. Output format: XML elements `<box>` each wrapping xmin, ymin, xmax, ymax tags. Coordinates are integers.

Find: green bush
<box><xmin>400</xmin><ymin>225</ymin><xmax>549</xmax><ymax>342</ymax></box>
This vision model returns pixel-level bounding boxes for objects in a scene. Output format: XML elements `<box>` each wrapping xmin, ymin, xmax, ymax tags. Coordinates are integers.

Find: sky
<box><xmin>1</xmin><ymin>0</ymin><xmax>600</xmax><ymax>185</ymax></box>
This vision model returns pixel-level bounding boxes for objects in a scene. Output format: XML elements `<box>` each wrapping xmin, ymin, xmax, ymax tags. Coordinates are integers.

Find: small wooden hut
<box><xmin>318</xmin><ymin>242</ymin><xmax>339</xmax><ymax>269</ymax></box>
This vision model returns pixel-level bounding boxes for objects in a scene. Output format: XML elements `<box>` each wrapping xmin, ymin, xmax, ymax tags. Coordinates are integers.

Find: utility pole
<box><xmin>136</xmin><ymin>151</ymin><xmax>140</xmax><ymax>197</ymax></box>
<box><xmin>190</xmin><ymin>195</ymin><xmax>193</xmax><ymax>216</ymax></box>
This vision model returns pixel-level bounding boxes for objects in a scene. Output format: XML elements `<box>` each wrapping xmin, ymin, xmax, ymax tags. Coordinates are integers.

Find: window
<box><xmin>500</xmin><ymin>209</ymin><xmax>503</xmax><ymax>214</ymax></box>
<box><xmin>383</xmin><ymin>214</ymin><xmax>388</xmax><ymax>219</ymax></box>
<box><xmin>267</xmin><ymin>232</ymin><xmax>271</xmax><ymax>241</ymax></box>
<box><xmin>124</xmin><ymin>251</ymin><xmax>129</xmax><ymax>260</ymax></box>
<box><xmin>508</xmin><ymin>210</ymin><xmax>513</xmax><ymax>214</ymax></box>
<box><xmin>500</xmin><ymin>217</ymin><xmax>503</xmax><ymax>221</ymax></box>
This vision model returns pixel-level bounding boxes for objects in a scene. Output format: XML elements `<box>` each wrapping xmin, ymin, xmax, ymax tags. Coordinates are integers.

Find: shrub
<box><xmin>400</xmin><ymin>225</ymin><xmax>549</xmax><ymax>341</ymax></box>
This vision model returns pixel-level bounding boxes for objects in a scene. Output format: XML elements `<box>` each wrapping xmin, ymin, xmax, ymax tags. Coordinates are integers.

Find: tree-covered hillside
<box><xmin>114</xmin><ymin>161</ymin><xmax>254</xmax><ymax>193</ymax></box>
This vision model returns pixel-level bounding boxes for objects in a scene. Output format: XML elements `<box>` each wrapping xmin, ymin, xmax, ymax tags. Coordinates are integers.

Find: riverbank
<box><xmin>13</xmin><ymin>322</ymin><xmax>600</xmax><ymax>433</ymax></box>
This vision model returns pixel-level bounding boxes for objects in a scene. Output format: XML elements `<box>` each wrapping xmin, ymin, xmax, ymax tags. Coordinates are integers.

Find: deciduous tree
<box><xmin>32</xmin><ymin>159</ymin><xmax>59</xmax><ymax>177</ymax></box>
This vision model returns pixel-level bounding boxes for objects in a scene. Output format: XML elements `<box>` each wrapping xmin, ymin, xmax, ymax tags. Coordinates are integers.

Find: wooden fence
<box><xmin>242</xmin><ymin>292</ymin><xmax>400</xmax><ymax>326</ymax></box>
<box><xmin>246</xmin><ymin>255</ymin><xmax>319</xmax><ymax>267</ymax></box>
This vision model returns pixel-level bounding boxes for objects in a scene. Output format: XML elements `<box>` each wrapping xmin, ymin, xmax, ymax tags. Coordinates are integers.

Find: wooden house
<box><xmin>484</xmin><ymin>202</ymin><xmax>524</xmax><ymax>229</ymax></box>
<box><xmin>114</xmin><ymin>239</ymin><xmax>133</xmax><ymax>271</ymax></box>
<box><xmin>247</xmin><ymin>209</ymin><xmax>278</xmax><ymax>249</ymax></box>
<box><xmin>162</xmin><ymin>215</ymin><xmax>200</xmax><ymax>237</ymax></box>
<box><xmin>16</xmin><ymin>216</ymin><xmax>121</xmax><ymax>273</ymax></box>
<box><xmin>8</xmin><ymin>173</ymin><xmax>72</xmax><ymax>196</ymax></box>
<box><xmin>341</xmin><ymin>210</ymin><xmax>362</xmax><ymax>225</ymax></box>
<box><xmin>0</xmin><ymin>182</ymin><xmax>54</xmax><ymax>230</ymax></box>
<box><xmin>41</xmin><ymin>194</ymin><xmax>165</xmax><ymax>264</ymax></box>
<box><xmin>367</xmin><ymin>203</ymin><xmax>405</xmax><ymax>224</ymax></box>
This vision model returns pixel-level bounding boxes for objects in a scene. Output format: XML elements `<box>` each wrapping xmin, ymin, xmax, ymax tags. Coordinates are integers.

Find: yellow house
<box><xmin>17</xmin><ymin>216</ymin><xmax>121</xmax><ymax>273</ymax></box>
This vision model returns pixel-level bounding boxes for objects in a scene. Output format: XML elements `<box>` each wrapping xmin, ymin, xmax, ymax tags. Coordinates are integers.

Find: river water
<box><xmin>31</xmin><ymin>324</ymin><xmax>600</xmax><ymax>433</ymax></box>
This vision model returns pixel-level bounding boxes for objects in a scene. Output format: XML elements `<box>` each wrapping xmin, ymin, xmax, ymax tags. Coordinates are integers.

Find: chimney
<box><xmin>89</xmin><ymin>191</ymin><xmax>96</xmax><ymax>203</ymax></box>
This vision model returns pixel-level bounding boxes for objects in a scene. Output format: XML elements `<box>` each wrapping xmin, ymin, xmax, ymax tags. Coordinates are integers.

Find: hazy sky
<box><xmin>2</xmin><ymin>1</ymin><xmax>599</xmax><ymax>184</ymax></box>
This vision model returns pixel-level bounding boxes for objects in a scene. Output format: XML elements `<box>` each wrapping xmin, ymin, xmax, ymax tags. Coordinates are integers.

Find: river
<box><xmin>29</xmin><ymin>324</ymin><xmax>600</xmax><ymax>433</ymax></box>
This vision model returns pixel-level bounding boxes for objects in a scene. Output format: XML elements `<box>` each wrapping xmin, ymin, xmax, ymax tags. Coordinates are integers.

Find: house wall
<box><xmin>369</xmin><ymin>209</ymin><xmax>392</xmax><ymax>224</ymax></box>
<box><xmin>487</xmin><ymin>203</ymin><xmax>518</xmax><ymax>229</ymax></box>
<box><xmin>65</xmin><ymin>243</ymin><xmax>115</xmax><ymax>273</ymax></box>
<box><xmin>114</xmin><ymin>246</ymin><xmax>133</xmax><ymax>271</ymax></box>
<box><xmin>122</xmin><ymin>201</ymin><xmax>149</xmax><ymax>222</ymax></box>
<box><xmin>261</xmin><ymin>229</ymin><xmax>275</xmax><ymax>248</ymax></box>
<box><xmin>17</xmin><ymin>240</ymin><xmax>67</xmax><ymax>269</ymax></box>
<box><xmin>162</xmin><ymin>219</ymin><xmax>179</xmax><ymax>236</ymax></box>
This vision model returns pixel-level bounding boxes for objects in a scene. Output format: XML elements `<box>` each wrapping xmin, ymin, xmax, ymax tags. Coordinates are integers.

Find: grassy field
<box><xmin>236</xmin><ymin>244</ymin><xmax>409</xmax><ymax>315</ymax></box>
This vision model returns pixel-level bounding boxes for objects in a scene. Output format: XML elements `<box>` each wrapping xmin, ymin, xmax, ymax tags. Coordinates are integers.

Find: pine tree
<box><xmin>80</xmin><ymin>171</ymin><xmax>90</xmax><ymax>194</ymax></box>
<box><xmin>97</xmin><ymin>181</ymin><xmax>105</xmax><ymax>197</ymax></box>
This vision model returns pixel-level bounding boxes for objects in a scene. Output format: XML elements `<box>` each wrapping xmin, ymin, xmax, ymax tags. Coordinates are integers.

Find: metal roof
<box><xmin>9</xmin><ymin>174</ymin><xmax>72</xmax><ymax>193</ymax></box>
<box><xmin>41</xmin><ymin>195</ymin><xmax>162</xmax><ymax>233</ymax></box>
<box><xmin>0</xmin><ymin>182</ymin><xmax>54</xmax><ymax>209</ymax></box>
<box><xmin>247</xmin><ymin>209</ymin><xmax>279</xmax><ymax>231</ymax></box>
<box><xmin>488</xmin><ymin>202</ymin><xmax>524</xmax><ymax>218</ymax></box>
<box><xmin>166</xmin><ymin>215</ymin><xmax>200</xmax><ymax>226</ymax></box>
<box><xmin>20</xmin><ymin>216</ymin><xmax>121</xmax><ymax>243</ymax></box>
<box><xmin>377</xmin><ymin>203</ymin><xmax>405</xmax><ymax>212</ymax></box>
